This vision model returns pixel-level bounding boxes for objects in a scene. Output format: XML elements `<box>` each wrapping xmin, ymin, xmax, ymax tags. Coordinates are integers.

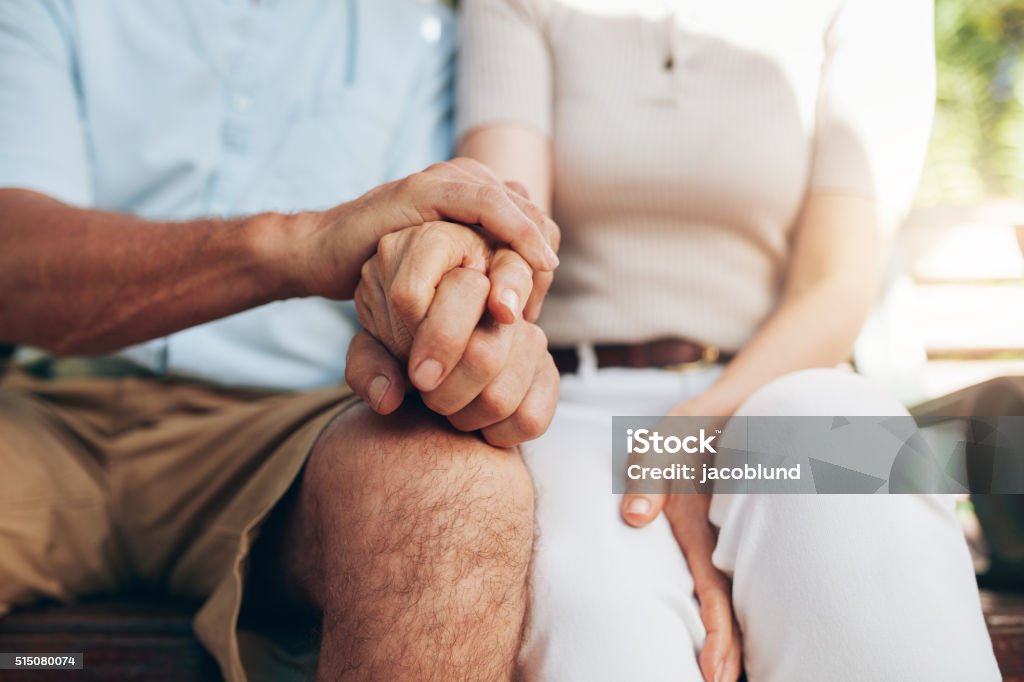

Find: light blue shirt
<box><xmin>0</xmin><ymin>0</ymin><xmax>454</xmax><ymax>390</ymax></box>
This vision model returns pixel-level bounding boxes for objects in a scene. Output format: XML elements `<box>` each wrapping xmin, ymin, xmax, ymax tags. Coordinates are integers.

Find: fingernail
<box><xmin>626</xmin><ymin>497</ymin><xmax>651</xmax><ymax>517</ymax></box>
<box><xmin>412</xmin><ymin>358</ymin><xmax>444</xmax><ymax>390</ymax></box>
<box><xmin>367</xmin><ymin>375</ymin><xmax>391</xmax><ymax>411</ymax></box>
<box><xmin>544</xmin><ymin>244</ymin><xmax>560</xmax><ymax>268</ymax></box>
<box><xmin>499</xmin><ymin>289</ymin><xmax>521</xmax><ymax>319</ymax></box>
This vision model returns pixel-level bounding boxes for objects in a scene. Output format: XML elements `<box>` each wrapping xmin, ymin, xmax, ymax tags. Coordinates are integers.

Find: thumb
<box><xmin>621</xmin><ymin>493</ymin><xmax>666</xmax><ymax>528</ymax></box>
<box><xmin>487</xmin><ymin>248</ymin><xmax>534</xmax><ymax>324</ymax></box>
<box><xmin>345</xmin><ymin>330</ymin><xmax>409</xmax><ymax>415</ymax></box>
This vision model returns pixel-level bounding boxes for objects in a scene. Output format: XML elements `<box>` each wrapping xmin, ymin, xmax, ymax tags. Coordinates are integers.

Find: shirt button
<box><xmin>230</xmin><ymin>94</ymin><xmax>252</xmax><ymax>114</ymax></box>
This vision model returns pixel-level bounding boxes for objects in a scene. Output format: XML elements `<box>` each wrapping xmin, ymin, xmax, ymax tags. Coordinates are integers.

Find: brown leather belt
<box><xmin>549</xmin><ymin>339</ymin><xmax>732</xmax><ymax>374</ymax></box>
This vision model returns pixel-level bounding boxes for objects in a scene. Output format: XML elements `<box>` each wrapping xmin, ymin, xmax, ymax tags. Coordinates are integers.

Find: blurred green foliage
<box><xmin>918</xmin><ymin>0</ymin><xmax>1024</xmax><ymax>204</ymax></box>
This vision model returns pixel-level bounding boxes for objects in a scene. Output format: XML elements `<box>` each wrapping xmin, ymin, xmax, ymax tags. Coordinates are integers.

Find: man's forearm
<box><xmin>0</xmin><ymin>161</ymin><xmax>559</xmax><ymax>357</ymax></box>
<box><xmin>0</xmin><ymin>189</ymin><xmax>310</xmax><ymax>355</ymax></box>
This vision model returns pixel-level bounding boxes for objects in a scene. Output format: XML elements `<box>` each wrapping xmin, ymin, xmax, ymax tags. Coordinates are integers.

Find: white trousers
<box><xmin>520</xmin><ymin>364</ymin><xmax>1000</xmax><ymax>682</ymax></box>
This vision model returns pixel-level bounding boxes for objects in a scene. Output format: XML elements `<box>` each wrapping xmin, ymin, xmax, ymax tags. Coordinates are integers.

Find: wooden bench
<box><xmin>1</xmin><ymin>592</ymin><xmax>1023</xmax><ymax>680</ymax></box>
<box><xmin>0</xmin><ymin>599</ymin><xmax>221</xmax><ymax>681</ymax></box>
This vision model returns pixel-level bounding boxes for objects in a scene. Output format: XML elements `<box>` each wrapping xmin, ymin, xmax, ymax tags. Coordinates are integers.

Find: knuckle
<box><xmin>359</xmin><ymin>257</ymin><xmax>377</xmax><ymax>283</ymax></box>
<box><xmin>454</xmin><ymin>157</ymin><xmax>489</xmax><ymax>177</ymax></box>
<box><xmin>422</xmin><ymin>391</ymin><xmax>459</xmax><ymax>417</ymax></box>
<box><xmin>421</xmin><ymin>391</ymin><xmax>446</xmax><ymax>415</ymax></box>
<box><xmin>505</xmin><ymin>258</ymin><xmax>534</xmax><ymax>284</ymax></box>
<box><xmin>447</xmin><ymin>413</ymin><xmax>476</xmax><ymax>433</ymax></box>
<box><xmin>376</xmin><ymin>232</ymin><xmax>401</xmax><ymax>262</ymax></box>
<box><xmin>457</xmin><ymin>268</ymin><xmax>491</xmax><ymax>295</ymax></box>
<box><xmin>354</xmin><ymin>290</ymin><xmax>371</xmax><ymax>324</ymax></box>
<box><xmin>479</xmin><ymin>383</ymin><xmax>518</xmax><ymax>421</ymax></box>
<box><xmin>475</xmin><ymin>184</ymin><xmax>507</xmax><ymax>211</ymax></box>
<box><xmin>395</xmin><ymin>173</ymin><xmax>420</xmax><ymax>196</ymax></box>
<box><xmin>521</xmin><ymin>200</ymin><xmax>546</xmax><ymax>225</ymax></box>
<box><xmin>424</xmin><ymin>161</ymin><xmax>453</xmax><ymax>175</ymax></box>
<box><xmin>421</xmin><ymin>220</ymin><xmax>455</xmax><ymax>240</ymax></box>
<box><xmin>462</xmin><ymin>335</ymin><xmax>504</xmax><ymax>381</ymax></box>
<box><xmin>422</xmin><ymin>326</ymin><xmax>463</xmax><ymax>359</ymax></box>
<box><xmin>388</xmin><ymin>278</ymin><xmax>420</xmax><ymax>316</ymax></box>
<box><xmin>481</xmin><ymin>427</ymin><xmax>516</xmax><ymax>450</ymax></box>
<box><xmin>514</xmin><ymin>407</ymin><xmax>549</xmax><ymax>441</ymax></box>
<box><xmin>441</xmin><ymin>179</ymin><xmax>470</xmax><ymax>204</ymax></box>
<box><xmin>523</xmin><ymin>322</ymin><xmax>549</xmax><ymax>349</ymax></box>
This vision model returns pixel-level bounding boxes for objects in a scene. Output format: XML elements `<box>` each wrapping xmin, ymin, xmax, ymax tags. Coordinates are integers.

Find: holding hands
<box><xmin>344</xmin><ymin>159</ymin><xmax>560</xmax><ymax>448</ymax></box>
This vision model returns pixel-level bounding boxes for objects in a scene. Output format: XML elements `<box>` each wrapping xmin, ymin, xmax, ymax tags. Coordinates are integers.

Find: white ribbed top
<box><xmin>457</xmin><ymin>0</ymin><xmax>934</xmax><ymax>350</ymax></box>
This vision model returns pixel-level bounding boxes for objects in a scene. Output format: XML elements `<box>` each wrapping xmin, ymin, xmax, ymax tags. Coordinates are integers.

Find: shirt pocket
<box><xmin>271</xmin><ymin>82</ymin><xmax>398</xmax><ymax>210</ymax></box>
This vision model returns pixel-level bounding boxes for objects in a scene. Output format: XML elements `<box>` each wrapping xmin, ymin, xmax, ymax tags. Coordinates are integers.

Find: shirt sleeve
<box><xmin>456</xmin><ymin>0</ymin><xmax>552</xmax><ymax>141</ymax></box>
<box><xmin>384</xmin><ymin>4</ymin><xmax>457</xmax><ymax>179</ymax></box>
<box><xmin>809</xmin><ymin>0</ymin><xmax>935</xmax><ymax>216</ymax></box>
<box><xmin>0</xmin><ymin>0</ymin><xmax>92</xmax><ymax>206</ymax></box>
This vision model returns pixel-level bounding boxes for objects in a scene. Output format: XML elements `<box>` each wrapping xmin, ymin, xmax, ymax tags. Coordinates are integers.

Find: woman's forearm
<box><xmin>459</xmin><ymin>125</ymin><xmax>553</xmax><ymax>214</ymax></box>
<box><xmin>692</xmin><ymin>279</ymin><xmax>873</xmax><ymax>416</ymax></box>
<box><xmin>690</xmin><ymin>193</ymin><xmax>892</xmax><ymax>416</ymax></box>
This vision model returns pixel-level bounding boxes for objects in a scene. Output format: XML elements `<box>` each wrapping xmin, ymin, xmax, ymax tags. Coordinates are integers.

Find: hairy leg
<box><xmin>253</xmin><ymin>400</ymin><xmax>535</xmax><ymax>682</ymax></box>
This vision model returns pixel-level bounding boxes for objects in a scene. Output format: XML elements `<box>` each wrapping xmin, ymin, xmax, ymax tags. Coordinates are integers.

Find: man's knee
<box><xmin>303</xmin><ymin>400</ymin><xmax>535</xmax><ymax>600</ymax></box>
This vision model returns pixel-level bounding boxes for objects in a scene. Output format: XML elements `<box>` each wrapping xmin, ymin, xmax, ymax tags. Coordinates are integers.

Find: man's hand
<box><xmin>290</xmin><ymin>158</ymin><xmax>560</xmax><ymax>304</ymax></box>
<box><xmin>345</xmin><ymin>318</ymin><xmax>558</xmax><ymax>448</ymax></box>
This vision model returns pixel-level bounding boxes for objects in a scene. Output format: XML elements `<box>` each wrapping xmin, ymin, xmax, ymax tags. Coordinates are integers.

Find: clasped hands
<box><xmin>344</xmin><ymin>158</ymin><xmax>560</xmax><ymax>448</ymax></box>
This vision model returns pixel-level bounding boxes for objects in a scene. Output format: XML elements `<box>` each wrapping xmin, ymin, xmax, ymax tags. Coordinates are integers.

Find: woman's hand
<box><xmin>621</xmin><ymin>399</ymin><xmax>742</xmax><ymax>681</ymax></box>
<box><xmin>664</xmin><ymin>494</ymin><xmax>743</xmax><ymax>682</ymax></box>
<box><xmin>622</xmin><ymin>489</ymin><xmax>742</xmax><ymax>682</ymax></box>
<box><xmin>349</xmin><ymin>219</ymin><xmax>559</xmax><ymax>445</ymax></box>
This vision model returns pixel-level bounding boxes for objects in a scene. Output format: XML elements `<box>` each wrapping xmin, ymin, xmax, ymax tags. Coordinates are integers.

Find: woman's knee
<box><xmin>735</xmin><ymin>368</ymin><xmax>908</xmax><ymax>418</ymax></box>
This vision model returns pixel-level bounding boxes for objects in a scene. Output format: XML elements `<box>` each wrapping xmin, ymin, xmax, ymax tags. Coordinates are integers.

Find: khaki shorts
<box><xmin>0</xmin><ymin>365</ymin><xmax>360</xmax><ymax>681</ymax></box>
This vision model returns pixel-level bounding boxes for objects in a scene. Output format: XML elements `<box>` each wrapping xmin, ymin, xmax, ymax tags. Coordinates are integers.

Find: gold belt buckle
<box><xmin>661</xmin><ymin>345</ymin><xmax>720</xmax><ymax>373</ymax></box>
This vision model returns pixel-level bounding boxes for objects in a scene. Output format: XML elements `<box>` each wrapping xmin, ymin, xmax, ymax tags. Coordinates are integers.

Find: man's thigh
<box><xmin>1</xmin><ymin>367</ymin><xmax>362</xmax><ymax>680</ymax></box>
<box><xmin>0</xmin><ymin>386</ymin><xmax>124</xmax><ymax>614</ymax></box>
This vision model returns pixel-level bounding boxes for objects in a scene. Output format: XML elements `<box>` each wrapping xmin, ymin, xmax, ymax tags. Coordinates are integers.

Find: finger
<box><xmin>408</xmin><ymin>268</ymin><xmax>489</xmax><ymax>392</ymax></box>
<box><xmin>446</xmin><ymin>158</ymin><xmax>555</xmax><ymax>255</ymax></box>
<box><xmin>388</xmin><ymin>222</ymin><xmax>490</xmax><ymax>334</ymax></box>
<box><xmin>699</xmin><ymin>632</ymin><xmax>732</xmax><ymax>682</ymax></box>
<box><xmin>620</xmin><ymin>492</ymin><xmax>667</xmax><ymax>528</ymax></box>
<box><xmin>524</xmin><ymin>270</ymin><xmax>553</xmax><ymax>322</ymax></box>
<box><xmin>501</xmin><ymin>205</ymin><xmax>557</xmax><ymax>322</ymax></box>
<box><xmin>720</xmin><ymin>638</ymin><xmax>743</xmax><ymax>682</ymax></box>
<box><xmin>504</xmin><ymin>179</ymin><xmax>530</xmax><ymax>198</ymax></box>
<box><xmin>697</xmin><ymin>590</ymin><xmax>738</xmax><ymax>682</ymax></box>
<box><xmin>436</xmin><ymin>159</ymin><xmax>559</xmax><ymax>273</ymax></box>
<box><xmin>405</xmin><ymin>166</ymin><xmax>559</xmax><ymax>271</ymax></box>
<box><xmin>487</xmin><ymin>248</ymin><xmax>534</xmax><ymax>324</ymax></box>
<box><xmin>478</xmin><ymin>353</ymin><xmax>559</xmax><ymax>448</ymax></box>
<box><xmin>621</xmin><ymin>422</ymin><xmax>671</xmax><ymax>527</ymax></box>
<box><xmin>420</xmin><ymin>318</ymin><xmax>514</xmax><ymax>416</ymax></box>
<box><xmin>447</xmin><ymin>324</ymin><xmax>546</xmax><ymax>432</ymax></box>
<box><xmin>345</xmin><ymin>330</ymin><xmax>409</xmax><ymax>415</ymax></box>
<box><xmin>447</xmin><ymin>156</ymin><xmax>506</xmax><ymax>185</ymax></box>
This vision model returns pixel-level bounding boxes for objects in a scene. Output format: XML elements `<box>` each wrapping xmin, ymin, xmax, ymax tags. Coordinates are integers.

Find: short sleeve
<box><xmin>456</xmin><ymin>0</ymin><xmax>552</xmax><ymax>140</ymax></box>
<box><xmin>0</xmin><ymin>0</ymin><xmax>92</xmax><ymax>206</ymax></box>
<box><xmin>809</xmin><ymin>0</ymin><xmax>935</xmax><ymax>215</ymax></box>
